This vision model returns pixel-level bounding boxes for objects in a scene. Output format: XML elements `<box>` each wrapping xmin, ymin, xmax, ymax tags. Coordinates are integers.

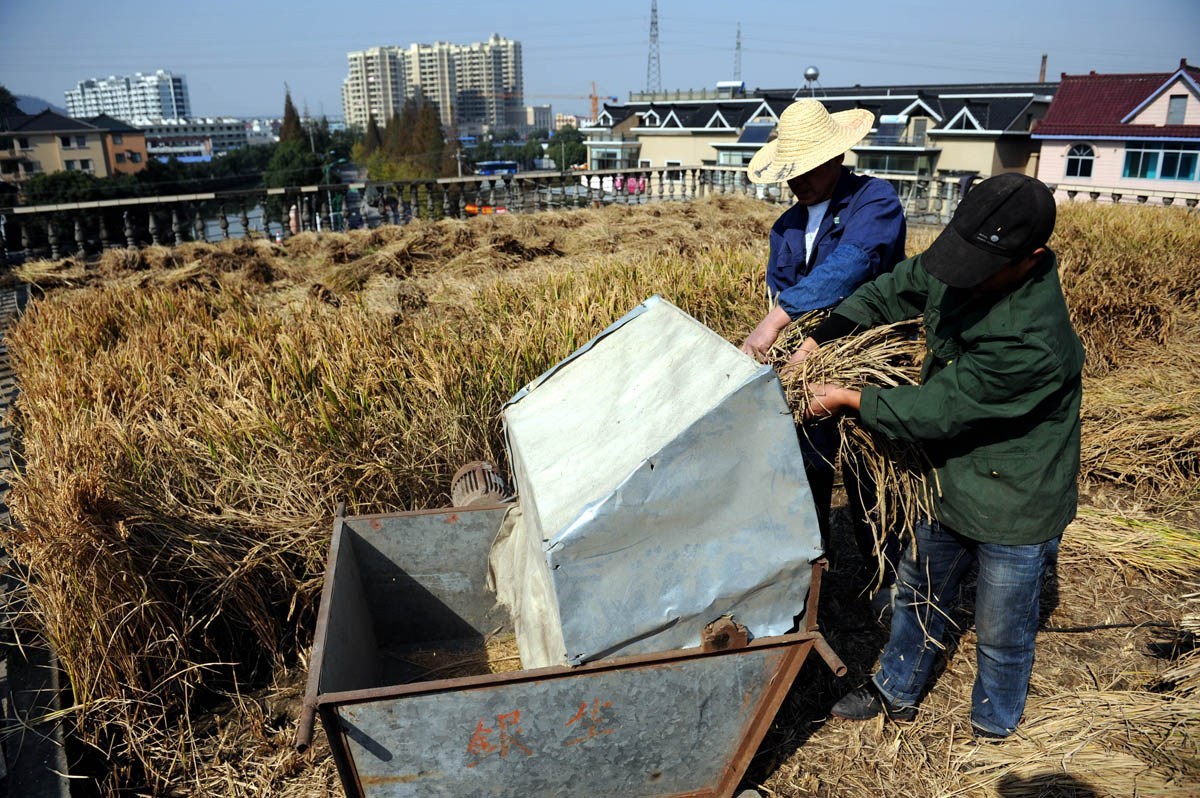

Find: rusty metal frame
<box><xmin>298</xmin><ymin>506</ymin><xmax>844</xmax><ymax>798</ymax></box>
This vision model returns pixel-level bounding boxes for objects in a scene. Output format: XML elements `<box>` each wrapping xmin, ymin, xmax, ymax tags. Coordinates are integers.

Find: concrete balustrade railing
<box><xmin>1</xmin><ymin>169</ymin><xmax>1193</xmax><ymax>266</ymax></box>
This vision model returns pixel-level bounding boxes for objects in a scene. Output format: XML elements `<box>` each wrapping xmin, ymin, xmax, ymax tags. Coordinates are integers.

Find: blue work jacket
<box><xmin>767</xmin><ymin>168</ymin><xmax>906</xmax><ymax>318</ymax></box>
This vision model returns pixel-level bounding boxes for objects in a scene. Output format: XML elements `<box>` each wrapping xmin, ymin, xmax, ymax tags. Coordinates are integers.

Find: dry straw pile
<box><xmin>3</xmin><ymin>196</ymin><xmax>1198</xmax><ymax>796</ymax></box>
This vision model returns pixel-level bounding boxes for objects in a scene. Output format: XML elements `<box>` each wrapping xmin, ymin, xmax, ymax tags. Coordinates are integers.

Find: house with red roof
<box><xmin>1033</xmin><ymin>58</ymin><xmax>1200</xmax><ymax>205</ymax></box>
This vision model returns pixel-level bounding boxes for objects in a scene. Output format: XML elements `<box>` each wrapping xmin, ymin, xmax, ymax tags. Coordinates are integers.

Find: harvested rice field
<box><xmin>3</xmin><ymin>196</ymin><xmax>1198</xmax><ymax>796</ymax></box>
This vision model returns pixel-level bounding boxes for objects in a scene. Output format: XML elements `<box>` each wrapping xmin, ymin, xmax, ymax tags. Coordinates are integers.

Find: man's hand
<box><xmin>804</xmin><ymin>383</ymin><xmax>861</xmax><ymax>420</ymax></box>
<box><xmin>786</xmin><ymin>336</ymin><xmax>820</xmax><ymax>366</ymax></box>
<box><xmin>741</xmin><ymin>306</ymin><xmax>793</xmax><ymax>361</ymax></box>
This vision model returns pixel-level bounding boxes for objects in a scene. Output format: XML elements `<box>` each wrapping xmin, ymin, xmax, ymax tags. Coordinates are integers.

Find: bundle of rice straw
<box><xmin>769</xmin><ymin>315</ymin><xmax>928</xmax><ymax>582</ymax></box>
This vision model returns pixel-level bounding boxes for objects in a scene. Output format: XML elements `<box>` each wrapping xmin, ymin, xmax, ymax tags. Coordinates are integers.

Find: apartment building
<box><xmin>341</xmin><ymin>47</ymin><xmax>410</xmax><ymax>131</ymax></box>
<box><xmin>525</xmin><ymin>105</ymin><xmax>552</xmax><ymax>130</ymax></box>
<box><xmin>65</xmin><ymin>70</ymin><xmax>191</xmax><ymax>122</ymax></box>
<box><xmin>341</xmin><ymin>35</ymin><xmax>523</xmax><ymax>135</ymax></box>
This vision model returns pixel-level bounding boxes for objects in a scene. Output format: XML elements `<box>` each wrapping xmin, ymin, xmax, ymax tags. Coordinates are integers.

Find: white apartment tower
<box><xmin>65</xmin><ymin>70</ymin><xmax>190</xmax><ymax>122</ymax></box>
<box><xmin>341</xmin><ymin>47</ymin><xmax>409</xmax><ymax>131</ymax></box>
<box><xmin>341</xmin><ymin>35</ymin><xmax>523</xmax><ymax>135</ymax></box>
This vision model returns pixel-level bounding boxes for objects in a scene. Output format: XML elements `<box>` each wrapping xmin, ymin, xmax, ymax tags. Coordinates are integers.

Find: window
<box><xmin>1124</xmin><ymin>141</ymin><xmax>1198</xmax><ymax>180</ymax></box>
<box><xmin>75</xmin><ymin>135</ymin><xmax>87</xmax><ymax>147</ymax></box>
<box><xmin>115</xmin><ymin>153</ymin><xmax>126</xmax><ymax>164</ymax></box>
<box><xmin>912</xmin><ymin>118</ymin><xmax>928</xmax><ymax>146</ymax></box>
<box><xmin>60</xmin><ymin>135</ymin><xmax>72</xmax><ymax>148</ymax></box>
<box><xmin>665</xmin><ymin>159</ymin><xmax>682</xmax><ymax>181</ymax></box>
<box><xmin>112</xmin><ymin>133</ymin><xmax>123</xmax><ymax>144</ymax></box>
<box><xmin>1124</xmin><ymin>149</ymin><xmax>1158</xmax><ymax>178</ymax></box>
<box><xmin>1065</xmin><ymin>144</ymin><xmax>1094</xmax><ymax>178</ymax></box>
<box><xmin>80</xmin><ymin>159</ymin><xmax>93</xmax><ymax>172</ymax></box>
<box><xmin>1160</xmin><ymin>150</ymin><xmax>1197</xmax><ymax>180</ymax></box>
<box><xmin>65</xmin><ymin>159</ymin><xmax>77</xmax><ymax>171</ymax></box>
<box><xmin>856</xmin><ymin>152</ymin><xmax>921</xmax><ymax>174</ymax></box>
<box><xmin>130</xmin><ymin>152</ymin><xmax>142</xmax><ymax>163</ymax></box>
<box><xmin>17</xmin><ymin>137</ymin><xmax>29</xmax><ymax>150</ymax></box>
<box><xmin>1167</xmin><ymin>95</ymin><xmax>1187</xmax><ymax>125</ymax></box>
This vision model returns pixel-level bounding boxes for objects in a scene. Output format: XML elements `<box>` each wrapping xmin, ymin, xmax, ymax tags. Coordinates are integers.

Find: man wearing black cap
<box><xmin>792</xmin><ymin>173</ymin><xmax>1084</xmax><ymax>738</ymax></box>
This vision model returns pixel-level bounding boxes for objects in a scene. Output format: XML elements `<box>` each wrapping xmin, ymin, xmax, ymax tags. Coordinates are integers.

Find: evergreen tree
<box><xmin>279</xmin><ymin>88</ymin><xmax>303</xmax><ymax>144</ymax></box>
<box><xmin>364</xmin><ymin>116</ymin><xmax>383</xmax><ymax>154</ymax></box>
<box><xmin>0</xmin><ymin>84</ymin><xmax>20</xmax><ymax>117</ymax></box>
<box><xmin>412</xmin><ymin>101</ymin><xmax>444</xmax><ymax>177</ymax></box>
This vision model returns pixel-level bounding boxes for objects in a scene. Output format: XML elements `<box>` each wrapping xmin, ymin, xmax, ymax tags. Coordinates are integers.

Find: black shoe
<box><xmin>830</xmin><ymin>685</ymin><xmax>917</xmax><ymax>722</ymax></box>
<box><xmin>971</xmin><ymin>724</ymin><xmax>1009</xmax><ymax>741</ymax></box>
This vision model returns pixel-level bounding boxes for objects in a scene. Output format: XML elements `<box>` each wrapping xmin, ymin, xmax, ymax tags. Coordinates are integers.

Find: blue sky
<box><xmin>3</xmin><ymin>0</ymin><xmax>1197</xmax><ymax>120</ymax></box>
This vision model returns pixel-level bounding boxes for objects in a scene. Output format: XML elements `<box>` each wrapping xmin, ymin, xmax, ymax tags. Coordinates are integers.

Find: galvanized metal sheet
<box><xmin>498</xmin><ymin>296</ymin><xmax>823</xmax><ymax>666</ymax></box>
<box><xmin>335</xmin><ymin>645</ymin><xmax>798</xmax><ymax>797</ymax></box>
<box><xmin>342</xmin><ymin>508</ymin><xmax>511</xmax><ymax>648</ymax></box>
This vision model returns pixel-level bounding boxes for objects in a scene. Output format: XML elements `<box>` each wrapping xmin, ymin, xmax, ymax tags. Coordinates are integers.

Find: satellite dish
<box><xmin>804</xmin><ymin>66</ymin><xmax>820</xmax><ymax>82</ymax></box>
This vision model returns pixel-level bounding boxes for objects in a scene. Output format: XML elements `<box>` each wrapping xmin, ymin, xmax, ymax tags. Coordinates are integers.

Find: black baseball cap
<box><xmin>922</xmin><ymin>173</ymin><xmax>1056</xmax><ymax>288</ymax></box>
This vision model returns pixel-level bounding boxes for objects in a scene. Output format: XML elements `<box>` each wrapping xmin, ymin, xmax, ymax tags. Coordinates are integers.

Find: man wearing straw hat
<box><xmin>798</xmin><ymin>173</ymin><xmax>1084</xmax><ymax>738</ymax></box>
<box><xmin>740</xmin><ymin>99</ymin><xmax>907</xmax><ymax>592</ymax></box>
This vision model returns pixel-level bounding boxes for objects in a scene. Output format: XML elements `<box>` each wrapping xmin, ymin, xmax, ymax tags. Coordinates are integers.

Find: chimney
<box><xmin>1039</xmin><ymin>53</ymin><xmax>1047</xmax><ymax>83</ymax></box>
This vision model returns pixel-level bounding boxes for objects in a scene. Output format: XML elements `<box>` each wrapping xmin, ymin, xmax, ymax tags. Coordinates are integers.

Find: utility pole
<box><xmin>646</xmin><ymin>0</ymin><xmax>662</xmax><ymax>95</ymax></box>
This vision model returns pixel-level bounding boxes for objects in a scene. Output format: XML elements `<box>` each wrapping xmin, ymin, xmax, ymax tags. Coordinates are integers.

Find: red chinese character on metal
<box><xmin>466</xmin><ymin>710</ymin><xmax>533</xmax><ymax>767</ymax></box>
<box><xmin>564</xmin><ymin>698</ymin><xmax>615</xmax><ymax>746</ymax></box>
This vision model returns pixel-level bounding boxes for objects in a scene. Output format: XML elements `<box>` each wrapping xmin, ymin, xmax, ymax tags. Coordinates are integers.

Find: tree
<box><xmin>279</xmin><ymin>88</ymin><xmax>304</xmax><ymax>144</ymax></box>
<box><xmin>264</xmin><ymin>139</ymin><xmax>321</xmax><ymax>188</ymax></box>
<box><xmin>550</xmin><ymin>126</ymin><xmax>587</xmax><ymax>169</ymax></box>
<box><xmin>364</xmin><ymin>116</ymin><xmax>383</xmax><ymax>155</ymax></box>
<box><xmin>471</xmin><ymin>139</ymin><xmax>497</xmax><ymax>164</ymax></box>
<box><xmin>0</xmin><ymin>84</ymin><xmax>20</xmax><ymax>118</ymax></box>
<box><xmin>365</xmin><ymin>96</ymin><xmax>451</xmax><ymax>180</ymax></box>
<box><xmin>521</xmin><ymin>139</ymin><xmax>545</xmax><ymax>169</ymax></box>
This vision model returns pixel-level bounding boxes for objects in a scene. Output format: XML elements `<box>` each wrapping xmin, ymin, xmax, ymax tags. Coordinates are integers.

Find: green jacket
<box><xmin>834</xmin><ymin>251</ymin><xmax>1084</xmax><ymax>544</ymax></box>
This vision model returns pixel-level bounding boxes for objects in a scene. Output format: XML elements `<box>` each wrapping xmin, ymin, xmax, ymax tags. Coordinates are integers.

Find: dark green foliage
<box><xmin>363</xmin><ymin>117</ymin><xmax>383</xmax><ymax>156</ymax></box>
<box><xmin>279</xmin><ymin>90</ymin><xmax>303</xmax><ymax>144</ymax></box>
<box><xmin>264</xmin><ymin>140</ymin><xmax>321</xmax><ymax>188</ymax></box>
<box><xmin>549</xmin><ymin>126</ymin><xmax>587</xmax><ymax>169</ymax></box>
<box><xmin>365</xmin><ymin>97</ymin><xmax>452</xmax><ymax>180</ymax></box>
<box><xmin>0</xmin><ymin>84</ymin><xmax>20</xmax><ymax>117</ymax></box>
<box><xmin>18</xmin><ymin>144</ymin><xmax>281</xmax><ymax>205</ymax></box>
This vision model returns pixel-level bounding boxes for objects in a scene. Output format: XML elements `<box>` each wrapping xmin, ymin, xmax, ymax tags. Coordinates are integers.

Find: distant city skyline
<box><xmin>3</xmin><ymin>0</ymin><xmax>1197</xmax><ymax>121</ymax></box>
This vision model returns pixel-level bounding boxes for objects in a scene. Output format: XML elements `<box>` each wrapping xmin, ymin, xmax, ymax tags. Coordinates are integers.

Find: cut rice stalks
<box><xmin>770</xmin><ymin>318</ymin><xmax>929</xmax><ymax>578</ymax></box>
<box><xmin>1063</xmin><ymin>507</ymin><xmax>1200</xmax><ymax>581</ymax></box>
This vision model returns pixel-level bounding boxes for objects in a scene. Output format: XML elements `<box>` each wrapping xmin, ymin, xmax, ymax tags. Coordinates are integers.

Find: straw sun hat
<box><xmin>747</xmin><ymin>100</ymin><xmax>874</xmax><ymax>184</ymax></box>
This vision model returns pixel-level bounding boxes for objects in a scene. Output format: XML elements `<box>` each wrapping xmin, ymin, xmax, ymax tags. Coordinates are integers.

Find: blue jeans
<box><xmin>871</xmin><ymin>519</ymin><xmax>1060</xmax><ymax>736</ymax></box>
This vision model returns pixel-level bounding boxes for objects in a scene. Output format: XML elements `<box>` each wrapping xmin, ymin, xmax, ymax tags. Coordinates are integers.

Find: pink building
<box><xmin>1033</xmin><ymin>59</ymin><xmax>1200</xmax><ymax>206</ymax></box>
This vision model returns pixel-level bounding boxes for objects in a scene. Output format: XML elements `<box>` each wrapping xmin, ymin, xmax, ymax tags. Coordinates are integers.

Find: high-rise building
<box><xmin>341</xmin><ymin>35</ymin><xmax>523</xmax><ymax>136</ymax></box>
<box><xmin>341</xmin><ymin>47</ymin><xmax>409</xmax><ymax>132</ymax></box>
<box><xmin>65</xmin><ymin>70</ymin><xmax>191</xmax><ymax>122</ymax></box>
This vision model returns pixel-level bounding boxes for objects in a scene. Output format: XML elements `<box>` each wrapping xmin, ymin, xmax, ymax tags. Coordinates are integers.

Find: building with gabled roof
<box><xmin>1</xmin><ymin>110</ymin><xmax>111</xmax><ymax>182</ymax></box>
<box><xmin>1033</xmin><ymin>58</ymin><xmax>1200</xmax><ymax>204</ymax></box>
<box><xmin>584</xmin><ymin>81</ymin><xmax>1056</xmax><ymax>185</ymax></box>
<box><xmin>85</xmin><ymin>114</ymin><xmax>148</xmax><ymax>175</ymax></box>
